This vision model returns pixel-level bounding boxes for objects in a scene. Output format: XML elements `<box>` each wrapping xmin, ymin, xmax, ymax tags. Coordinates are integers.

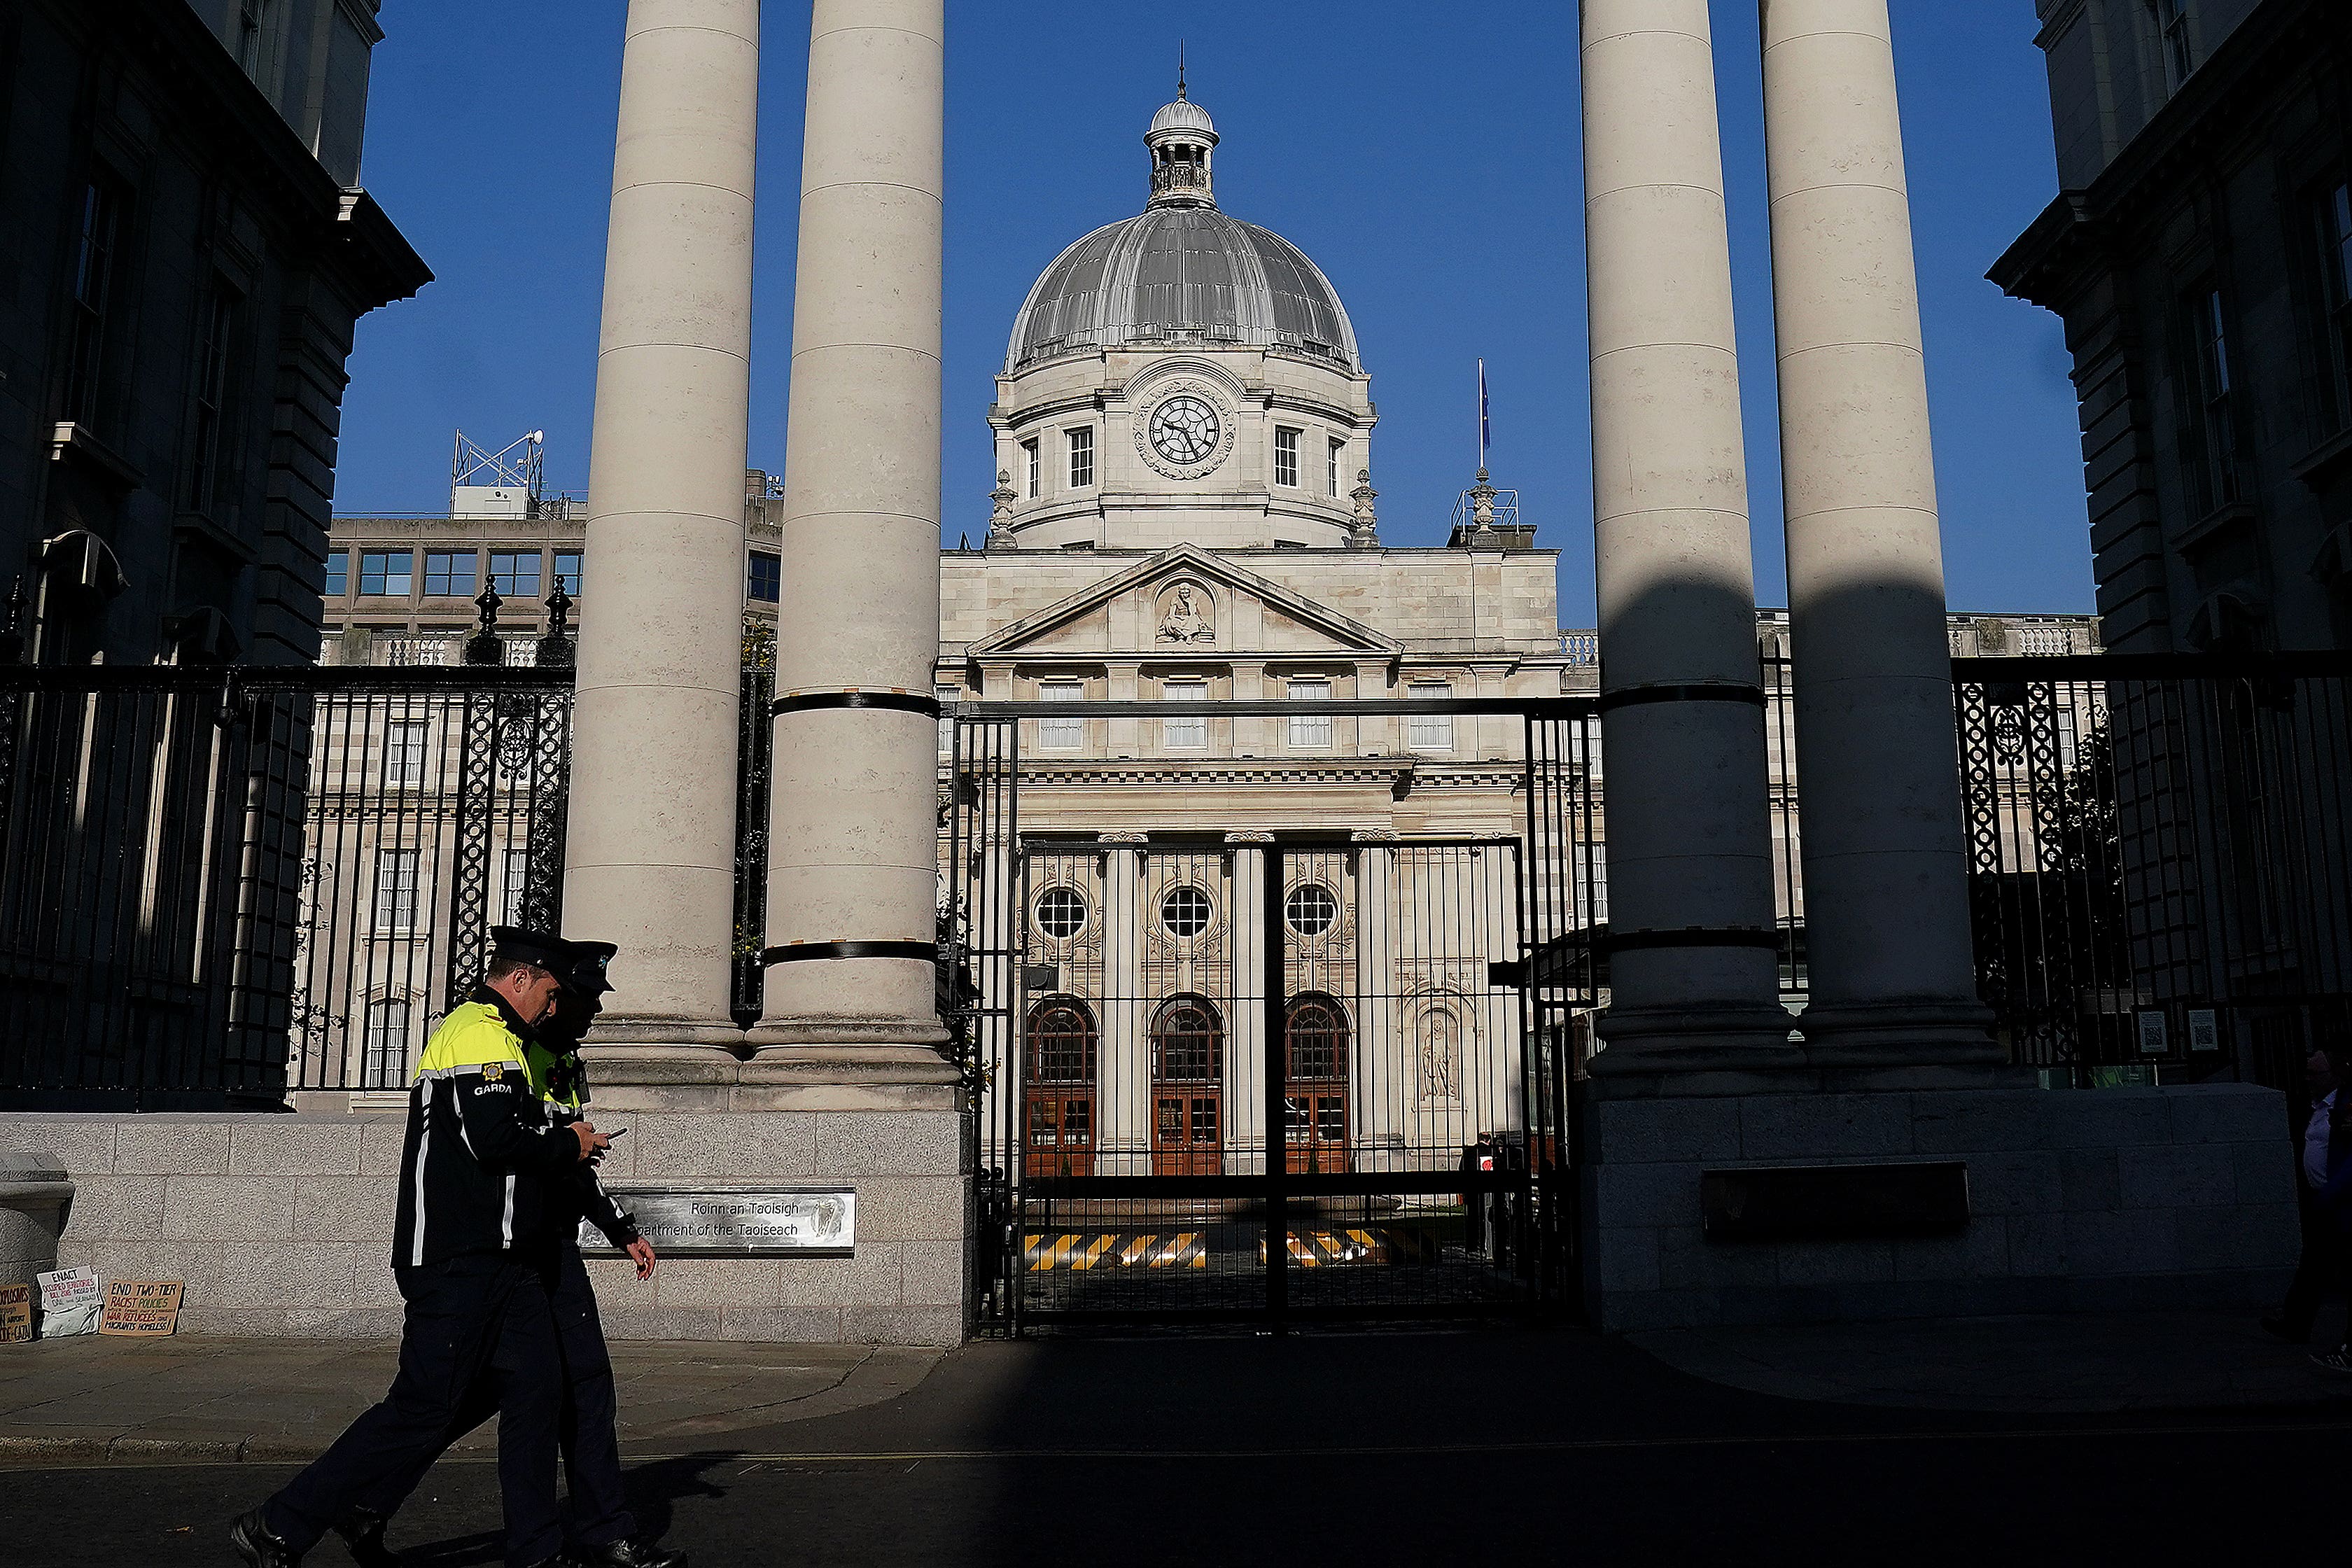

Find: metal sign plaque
<box><xmin>580</xmin><ymin>1187</ymin><xmax>855</xmax><ymax>1257</ymax></box>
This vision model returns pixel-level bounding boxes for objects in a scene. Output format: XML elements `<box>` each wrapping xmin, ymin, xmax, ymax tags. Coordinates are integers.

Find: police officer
<box><xmin>338</xmin><ymin>939</ymin><xmax>684</xmax><ymax>1568</ymax></box>
<box><xmin>231</xmin><ymin>927</ymin><xmax>608</xmax><ymax>1568</ymax></box>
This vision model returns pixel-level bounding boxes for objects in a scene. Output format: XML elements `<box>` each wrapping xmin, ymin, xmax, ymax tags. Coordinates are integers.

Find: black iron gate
<box><xmin>948</xmin><ymin>699</ymin><xmax>1602</xmax><ymax>1334</ymax></box>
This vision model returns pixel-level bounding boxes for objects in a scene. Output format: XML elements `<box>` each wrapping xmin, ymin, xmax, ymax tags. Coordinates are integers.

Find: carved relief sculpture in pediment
<box><xmin>1156</xmin><ymin>580</ymin><xmax>1215</xmax><ymax>645</ymax></box>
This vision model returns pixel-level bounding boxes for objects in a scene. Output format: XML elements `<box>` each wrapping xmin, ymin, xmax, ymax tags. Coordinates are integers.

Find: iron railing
<box><xmin>1950</xmin><ymin>652</ymin><xmax>2352</xmax><ymax>1087</ymax></box>
<box><xmin>0</xmin><ymin>591</ymin><xmax>575</xmax><ymax>1107</ymax></box>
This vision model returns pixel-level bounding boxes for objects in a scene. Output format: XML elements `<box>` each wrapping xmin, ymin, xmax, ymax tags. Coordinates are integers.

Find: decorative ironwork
<box><xmin>0</xmin><ymin>659</ymin><xmax>571</xmax><ymax>1105</ymax></box>
<box><xmin>732</xmin><ymin>615</ymin><xmax>776</xmax><ymax>1028</ymax></box>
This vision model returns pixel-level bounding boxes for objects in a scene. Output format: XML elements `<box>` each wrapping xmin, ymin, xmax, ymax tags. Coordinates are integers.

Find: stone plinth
<box><xmin>1580</xmin><ymin>1084</ymin><xmax>2300</xmax><ymax>1331</ymax></box>
<box><xmin>1</xmin><ymin>1151</ymin><xmax>71</xmax><ymax>1298</ymax></box>
<box><xmin>0</xmin><ymin>1110</ymin><xmax>969</xmax><ymax>1345</ymax></box>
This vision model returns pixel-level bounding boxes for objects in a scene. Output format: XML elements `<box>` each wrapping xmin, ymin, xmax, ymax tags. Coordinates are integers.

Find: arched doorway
<box><xmin>1149</xmin><ymin>994</ymin><xmax>1224</xmax><ymax>1177</ymax></box>
<box><xmin>1284</xmin><ymin>993</ymin><xmax>1350</xmax><ymax>1173</ymax></box>
<box><xmin>1023</xmin><ymin>996</ymin><xmax>1098</xmax><ymax>1177</ymax></box>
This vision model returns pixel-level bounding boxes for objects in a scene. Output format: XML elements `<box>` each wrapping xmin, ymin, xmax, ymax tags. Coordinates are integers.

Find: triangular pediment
<box><xmin>967</xmin><ymin>545</ymin><xmax>1401</xmax><ymax>660</ymax></box>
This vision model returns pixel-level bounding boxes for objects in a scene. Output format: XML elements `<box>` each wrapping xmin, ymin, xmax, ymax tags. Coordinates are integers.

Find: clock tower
<box><xmin>988</xmin><ymin>89</ymin><xmax>1378</xmax><ymax>552</ymax></box>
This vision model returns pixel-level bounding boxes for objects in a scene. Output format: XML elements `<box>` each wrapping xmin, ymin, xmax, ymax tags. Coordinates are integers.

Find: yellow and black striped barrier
<box><xmin>1257</xmin><ymin>1228</ymin><xmax>1442</xmax><ymax>1267</ymax></box>
<box><xmin>1023</xmin><ymin>1233</ymin><xmax>1208</xmax><ymax>1271</ymax></box>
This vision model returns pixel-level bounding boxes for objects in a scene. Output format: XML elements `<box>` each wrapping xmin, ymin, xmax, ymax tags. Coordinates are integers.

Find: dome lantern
<box><xmin>1144</xmin><ymin>75</ymin><xmax>1218</xmax><ymax>209</ymax></box>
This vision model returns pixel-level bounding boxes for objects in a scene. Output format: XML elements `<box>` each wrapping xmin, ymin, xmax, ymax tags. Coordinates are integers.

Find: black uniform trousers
<box><xmin>352</xmin><ymin>1242</ymin><xmax>635</xmax><ymax>1548</ymax></box>
<box><xmin>265</xmin><ymin>1252</ymin><xmax>565</xmax><ymax>1568</ymax></box>
<box><xmin>2280</xmin><ymin>1184</ymin><xmax>2348</xmax><ymax>1341</ymax></box>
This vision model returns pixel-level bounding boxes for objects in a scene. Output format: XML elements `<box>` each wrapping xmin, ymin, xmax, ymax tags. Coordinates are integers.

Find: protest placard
<box><xmin>37</xmin><ymin>1266</ymin><xmax>103</xmax><ymax>1337</ymax></box>
<box><xmin>0</xmin><ymin>1282</ymin><xmax>29</xmax><ymax>1345</ymax></box>
<box><xmin>97</xmin><ymin>1278</ymin><xmax>183</xmax><ymax>1337</ymax></box>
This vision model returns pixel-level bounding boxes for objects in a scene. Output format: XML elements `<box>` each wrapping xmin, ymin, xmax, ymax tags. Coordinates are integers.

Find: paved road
<box><xmin>8</xmin><ymin>1327</ymin><xmax>2348</xmax><ymax>1565</ymax></box>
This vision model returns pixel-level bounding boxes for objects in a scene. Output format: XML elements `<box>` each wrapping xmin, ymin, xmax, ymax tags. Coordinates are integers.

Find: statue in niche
<box><xmin>1420</xmin><ymin>1010</ymin><xmax>1462</xmax><ymax>1102</ymax></box>
<box><xmin>1157</xmin><ymin>582</ymin><xmax>1214</xmax><ymax>644</ymax></box>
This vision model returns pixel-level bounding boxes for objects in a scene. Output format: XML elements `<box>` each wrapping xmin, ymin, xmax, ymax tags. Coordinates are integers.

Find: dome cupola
<box><xmin>1145</xmin><ymin>74</ymin><xmax>1219</xmax><ymax>208</ymax></box>
<box><xmin>1004</xmin><ymin>90</ymin><xmax>1360</xmax><ymax>374</ymax></box>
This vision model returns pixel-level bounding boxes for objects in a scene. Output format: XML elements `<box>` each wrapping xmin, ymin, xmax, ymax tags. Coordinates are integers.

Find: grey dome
<box><xmin>1148</xmin><ymin>97</ymin><xmax>1217</xmax><ymax>141</ymax></box>
<box><xmin>1006</xmin><ymin>206</ymin><xmax>1362</xmax><ymax>374</ymax></box>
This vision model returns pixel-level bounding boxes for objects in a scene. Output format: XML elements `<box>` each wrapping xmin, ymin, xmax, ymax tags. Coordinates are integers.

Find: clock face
<box><xmin>1149</xmin><ymin>396</ymin><xmax>1222</xmax><ymax>466</ymax></box>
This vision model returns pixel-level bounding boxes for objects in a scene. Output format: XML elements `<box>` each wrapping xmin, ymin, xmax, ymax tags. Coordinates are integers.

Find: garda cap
<box><xmin>487</xmin><ymin>925</ymin><xmax>571</xmax><ymax>976</ymax></box>
<box><xmin>556</xmin><ymin>939</ymin><xmax>619</xmax><ymax>997</ymax></box>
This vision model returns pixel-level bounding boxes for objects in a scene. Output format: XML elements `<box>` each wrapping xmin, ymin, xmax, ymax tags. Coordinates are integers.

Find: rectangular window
<box><xmin>1329</xmin><ymin>438</ymin><xmax>1345</xmax><ymax>497</ymax></box>
<box><xmin>63</xmin><ymin>176</ymin><xmax>124</xmax><ymax>427</ymax></box>
<box><xmin>422</xmin><ymin>552</ymin><xmax>476</xmax><ymax>597</ymax></box>
<box><xmin>363</xmin><ymin>999</ymin><xmax>410</xmax><ymax>1089</ymax></box>
<box><xmin>552</xmin><ymin>551</ymin><xmax>583</xmax><ymax>596</ymax></box>
<box><xmin>936</xmin><ymin>684</ymin><xmax>960</xmax><ymax>757</ymax></box>
<box><xmin>1287</xmin><ymin>679</ymin><xmax>1331</xmax><ymax>748</ymax></box>
<box><xmin>1275</xmin><ymin>426</ymin><xmax>1301</xmax><ymax>487</ymax></box>
<box><xmin>373</xmin><ymin>848</ymin><xmax>420</xmax><ymax>931</ymax></box>
<box><xmin>358</xmin><ymin>551</ymin><xmax>414</xmax><ymax>597</ymax></box>
<box><xmin>747</xmin><ymin>551</ymin><xmax>781</xmax><ymax>603</ymax></box>
<box><xmin>1067</xmin><ymin>428</ymin><xmax>1095</xmax><ymax>489</ymax></box>
<box><xmin>1023</xmin><ymin>438</ymin><xmax>1041</xmax><ymax>498</ymax></box>
<box><xmin>489</xmin><ymin>551</ymin><xmax>540</xmax><ymax>599</ymax></box>
<box><xmin>2185</xmin><ymin>286</ymin><xmax>2241</xmax><ymax>512</ymax></box>
<box><xmin>1576</xmin><ymin>844</ymin><xmax>1610</xmax><ymax>923</ymax></box>
<box><xmin>1038</xmin><ymin>680</ymin><xmax>1084</xmax><ymax>750</ymax></box>
<box><xmin>498</xmin><ymin>847</ymin><xmax>530</xmax><ymax>925</ymax></box>
<box><xmin>2321</xmin><ymin>182</ymin><xmax>2352</xmax><ymax>429</ymax></box>
<box><xmin>1408</xmin><ymin>682</ymin><xmax>1453</xmax><ymax>751</ymax></box>
<box><xmin>322</xmin><ymin>552</ymin><xmax>349</xmax><ymax>598</ymax></box>
<box><xmin>184</xmin><ymin>286</ymin><xmax>240</xmax><ymax>512</ymax></box>
<box><xmin>382</xmin><ymin>720</ymin><xmax>429</xmax><ymax>788</ymax></box>
<box><xmin>2150</xmin><ymin>0</ymin><xmax>2193</xmax><ymax>90</ymax></box>
<box><xmin>1163</xmin><ymin>678</ymin><xmax>1207</xmax><ymax>748</ymax></box>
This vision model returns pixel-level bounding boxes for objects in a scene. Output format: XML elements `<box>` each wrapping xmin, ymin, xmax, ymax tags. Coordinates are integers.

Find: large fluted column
<box><xmin>1581</xmin><ymin>0</ymin><xmax>1798</xmax><ymax>1078</ymax></box>
<box><xmin>564</xmin><ymin>0</ymin><xmax>757</xmax><ymax>1060</ymax></box>
<box><xmin>1760</xmin><ymin>0</ymin><xmax>1994</xmax><ymax>1065</ymax></box>
<box><xmin>749</xmin><ymin>0</ymin><xmax>952</xmax><ymax>1076</ymax></box>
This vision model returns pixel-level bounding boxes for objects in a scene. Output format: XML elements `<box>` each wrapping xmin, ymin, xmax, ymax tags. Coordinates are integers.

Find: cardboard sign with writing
<box><xmin>38</xmin><ymin>1266</ymin><xmax>103</xmax><ymax>1338</ymax></box>
<box><xmin>97</xmin><ymin>1278</ymin><xmax>183</xmax><ymax>1337</ymax></box>
<box><xmin>0</xmin><ymin>1283</ymin><xmax>30</xmax><ymax>1345</ymax></box>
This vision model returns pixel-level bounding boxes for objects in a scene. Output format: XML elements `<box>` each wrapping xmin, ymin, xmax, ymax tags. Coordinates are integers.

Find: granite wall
<box><xmin>0</xmin><ymin>1107</ymin><xmax>970</xmax><ymax>1346</ymax></box>
<box><xmin>1581</xmin><ymin>1083</ymin><xmax>2302</xmax><ymax>1332</ymax></box>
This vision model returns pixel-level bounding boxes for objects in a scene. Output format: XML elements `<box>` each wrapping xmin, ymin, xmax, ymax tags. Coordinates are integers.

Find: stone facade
<box><xmin>0</xmin><ymin>0</ymin><xmax>427</xmax><ymax>668</ymax></box>
<box><xmin>1994</xmin><ymin>0</ymin><xmax>2352</xmax><ymax>651</ymax></box>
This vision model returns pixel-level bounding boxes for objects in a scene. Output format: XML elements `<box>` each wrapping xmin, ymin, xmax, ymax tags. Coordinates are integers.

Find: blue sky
<box><xmin>334</xmin><ymin>0</ymin><xmax>2087</xmax><ymax>624</ymax></box>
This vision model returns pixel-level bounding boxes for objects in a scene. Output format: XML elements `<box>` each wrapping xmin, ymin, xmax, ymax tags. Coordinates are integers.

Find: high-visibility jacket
<box><xmin>390</xmin><ymin>992</ymin><xmax>581</xmax><ymax>1269</ymax></box>
<box><xmin>523</xmin><ymin>1040</ymin><xmax>638</xmax><ymax>1250</ymax></box>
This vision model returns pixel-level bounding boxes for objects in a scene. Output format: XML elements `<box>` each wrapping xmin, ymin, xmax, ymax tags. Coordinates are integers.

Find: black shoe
<box><xmin>332</xmin><ymin>1511</ymin><xmax>399</xmax><ymax>1568</ymax></box>
<box><xmin>2263</xmin><ymin>1316</ymin><xmax>2311</xmax><ymax>1345</ymax></box>
<box><xmin>569</xmin><ymin>1541</ymin><xmax>687</xmax><ymax>1568</ymax></box>
<box><xmin>231</xmin><ymin>1508</ymin><xmax>302</xmax><ymax>1568</ymax></box>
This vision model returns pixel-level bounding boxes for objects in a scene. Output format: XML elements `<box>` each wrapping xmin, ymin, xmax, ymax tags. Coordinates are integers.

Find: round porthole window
<box><xmin>1161</xmin><ymin>885</ymin><xmax>1213</xmax><ymax>939</ymax></box>
<box><xmin>1285</xmin><ymin>883</ymin><xmax>1338</xmax><ymax>937</ymax></box>
<box><xmin>1035</xmin><ymin>886</ymin><xmax>1089</xmax><ymax>940</ymax></box>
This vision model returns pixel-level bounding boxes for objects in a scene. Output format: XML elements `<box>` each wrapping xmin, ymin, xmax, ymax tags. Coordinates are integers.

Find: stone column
<box><xmin>1581</xmin><ymin>0</ymin><xmax>1797</xmax><ymax>1077</ymax></box>
<box><xmin>1099</xmin><ymin>836</ymin><xmax>1150</xmax><ymax>1177</ymax></box>
<box><xmin>565</xmin><ymin>0</ymin><xmax>757</xmax><ymax>1061</ymax></box>
<box><xmin>1225</xmin><ymin>834</ymin><xmax>1273</xmax><ymax>1175</ymax></box>
<box><xmin>749</xmin><ymin>0</ymin><xmax>952</xmax><ymax>1079</ymax></box>
<box><xmin>1348</xmin><ymin>834</ymin><xmax>1399</xmax><ymax>1174</ymax></box>
<box><xmin>1760</xmin><ymin>0</ymin><xmax>1994</xmax><ymax>1065</ymax></box>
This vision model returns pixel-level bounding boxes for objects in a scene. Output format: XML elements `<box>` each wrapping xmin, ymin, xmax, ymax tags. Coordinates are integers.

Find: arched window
<box><xmin>1149</xmin><ymin>995</ymin><xmax>1224</xmax><ymax>1176</ymax></box>
<box><xmin>1023</xmin><ymin>997</ymin><xmax>1098</xmax><ymax>1175</ymax></box>
<box><xmin>1151</xmin><ymin>995</ymin><xmax>1224</xmax><ymax>1082</ymax></box>
<box><xmin>1284</xmin><ymin>994</ymin><xmax>1349</xmax><ymax>1082</ymax></box>
<box><xmin>1283</xmin><ymin>993</ymin><xmax>1350</xmax><ymax>1174</ymax></box>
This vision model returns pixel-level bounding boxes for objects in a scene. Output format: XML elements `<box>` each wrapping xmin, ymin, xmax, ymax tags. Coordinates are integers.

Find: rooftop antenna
<box><xmin>451</xmin><ymin>429</ymin><xmax>546</xmax><ymax>518</ymax></box>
